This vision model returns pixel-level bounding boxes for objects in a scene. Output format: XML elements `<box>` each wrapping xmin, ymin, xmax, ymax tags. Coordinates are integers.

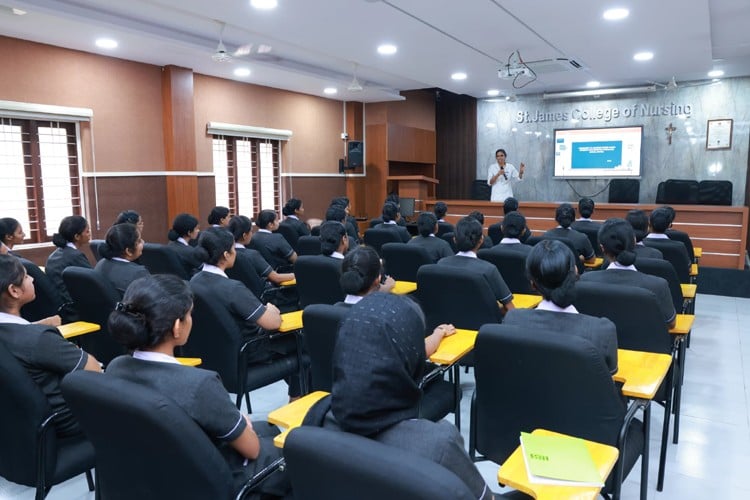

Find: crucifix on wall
<box><xmin>665</xmin><ymin>122</ymin><xmax>677</xmax><ymax>145</ymax></box>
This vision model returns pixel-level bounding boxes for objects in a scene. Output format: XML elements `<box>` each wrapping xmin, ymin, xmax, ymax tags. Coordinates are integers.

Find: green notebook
<box><xmin>519</xmin><ymin>432</ymin><xmax>604</xmax><ymax>487</ymax></box>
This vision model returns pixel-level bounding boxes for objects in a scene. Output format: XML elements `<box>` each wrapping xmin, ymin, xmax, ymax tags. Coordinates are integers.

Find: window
<box><xmin>0</xmin><ymin>118</ymin><xmax>81</xmax><ymax>244</ymax></box>
<box><xmin>212</xmin><ymin>136</ymin><xmax>280</xmax><ymax>217</ymax></box>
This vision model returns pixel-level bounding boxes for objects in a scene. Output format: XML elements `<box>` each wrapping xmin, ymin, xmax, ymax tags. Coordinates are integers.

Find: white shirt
<box><xmin>607</xmin><ymin>261</ymin><xmax>637</xmax><ymax>271</ymax></box>
<box><xmin>456</xmin><ymin>251</ymin><xmax>477</xmax><ymax>258</ymax></box>
<box><xmin>487</xmin><ymin>162</ymin><xmax>521</xmax><ymax>201</ymax></box>
<box><xmin>201</xmin><ymin>263</ymin><xmax>228</xmax><ymax>278</ymax></box>
<box><xmin>258</xmin><ymin>229</ymin><xmax>272</xmax><ymax>234</ymax></box>
<box><xmin>66</xmin><ymin>242</ymin><xmax>78</xmax><ymax>250</ymax></box>
<box><xmin>132</xmin><ymin>350</ymin><xmax>181</xmax><ymax>365</ymax></box>
<box><xmin>536</xmin><ymin>299</ymin><xmax>578</xmax><ymax>314</ymax></box>
<box><xmin>344</xmin><ymin>294</ymin><xmax>363</xmax><ymax>305</ymax></box>
<box><xmin>330</xmin><ymin>251</ymin><xmax>345</xmax><ymax>260</ymax></box>
<box><xmin>500</xmin><ymin>238</ymin><xmax>521</xmax><ymax>245</ymax></box>
<box><xmin>645</xmin><ymin>233</ymin><xmax>670</xmax><ymax>239</ymax></box>
<box><xmin>0</xmin><ymin>312</ymin><xmax>30</xmax><ymax>324</ymax></box>
<box><xmin>177</xmin><ymin>237</ymin><xmax>189</xmax><ymax>246</ymax></box>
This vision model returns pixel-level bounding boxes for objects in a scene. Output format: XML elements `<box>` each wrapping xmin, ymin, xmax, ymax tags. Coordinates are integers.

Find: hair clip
<box><xmin>114</xmin><ymin>302</ymin><xmax>129</xmax><ymax>312</ymax></box>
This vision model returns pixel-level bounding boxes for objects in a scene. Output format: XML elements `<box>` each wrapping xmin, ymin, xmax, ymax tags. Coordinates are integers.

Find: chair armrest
<box><xmin>175</xmin><ymin>357</ymin><xmax>202</xmax><ymax>367</ymax></box>
<box><xmin>268</xmin><ymin>391</ymin><xmax>329</xmax><ymax>447</ymax></box>
<box><xmin>513</xmin><ymin>294</ymin><xmax>543</xmax><ymax>309</ymax></box>
<box><xmin>58</xmin><ymin>321</ymin><xmax>101</xmax><ymax>340</ymax></box>
<box><xmin>669</xmin><ymin>314</ymin><xmax>694</xmax><ymax>335</ymax></box>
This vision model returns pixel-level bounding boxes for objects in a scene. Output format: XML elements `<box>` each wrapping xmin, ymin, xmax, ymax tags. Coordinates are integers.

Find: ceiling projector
<box><xmin>498</xmin><ymin>65</ymin><xmax>532</xmax><ymax>79</ymax></box>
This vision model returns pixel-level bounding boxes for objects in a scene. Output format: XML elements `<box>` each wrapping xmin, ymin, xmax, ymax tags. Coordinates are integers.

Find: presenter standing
<box><xmin>487</xmin><ymin>148</ymin><xmax>525</xmax><ymax>201</ymax></box>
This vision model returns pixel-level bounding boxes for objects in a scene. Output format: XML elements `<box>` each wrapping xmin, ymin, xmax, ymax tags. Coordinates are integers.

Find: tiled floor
<box><xmin>2</xmin><ymin>293</ymin><xmax>749</xmax><ymax>499</ymax></box>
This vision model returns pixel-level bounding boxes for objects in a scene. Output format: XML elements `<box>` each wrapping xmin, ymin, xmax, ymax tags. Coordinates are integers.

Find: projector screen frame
<box><xmin>552</xmin><ymin>125</ymin><xmax>644</xmax><ymax>179</ymax></box>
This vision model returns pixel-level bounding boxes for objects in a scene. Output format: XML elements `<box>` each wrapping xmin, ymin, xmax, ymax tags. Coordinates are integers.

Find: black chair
<box><xmin>662</xmin><ymin>179</ymin><xmax>699</xmax><ymax>204</ymax></box>
<box><xmin>698</xmin><ymin>180</ymin><xmax>732</xmax><ymax>205</ymax></box>
<box><xmin>0</xmin><ymin>342</ymin><xmax>95</xmax><ymax>500</ymax></box>
<box><xmin>636</xmin><ymin>257</ymin><xmax>690</xmax><ymax>314</ymax></box>
<box><xmin>573</xmin><ymin>281</ymin><xmax>680</xmax><ymax>491</ymax></box>
<box><xmin>183</xmin><ymin>288</ymin><xmax>301</xmax><ymax>412</ymax></box>
<box><xmin>608</xmin><ymin>179</ymin><xmax>640</xmax><ymax>203</ymax></box>
<box><xmin>440</xmin><ymin>232</ymin><xmax>458</xmax><ymax>253</ymax></box>
<box><xmin>61</xmin><ymin>371</ymin><xmax>281</xmax><ymax>500</ymax></box>
<box><xmin>477</xmin><ymin>248</ymin><xmax>535</xmax><ymax>295</ymax></box>
<box><xmin>470</xmin><ymin>179</ymin><xmax>491</xmax><ymax>200</ymax></box>
<box><xmin>470</xmin><ymin>324</ymin><xmax>647</xmax><ymax>500</ymax></box>
<box><xmin>363</xmin><ymin>228</ymin><xmax>404</xmax><ymax>256</ymax></box>
<box><xmin>284</xmin><ymin>426</ymin><xmax>477</xmax><ymax>500</ymax></box>
<box><xmin>436</xmin><ymin>222</ymin><xmax>455</xmax><ymax>238</ymax></box>
<box><xmin>295</xmin><ymin>235</ymin><xmax>321</xmax><ymax>256</ymax></box>
<box><xmin>487</xmin><ymin>222</ymin><xmax>503</xmax><ymax>246</ymax></box>
<box><xmin>666</xmin><ymin>229</ymin><xmax>695</xmax><ymax>263</ymax></box>
<box><xmin>381</xmin><ymin>242</ymin><xmax>432</xmax><ymax>282</ymax></box>
<box><xmin>61</xmin><ymin>267</ymin><xmax>125</xmax><ymax>365</ymax></box>
<box><xmin>139</xmin><ymin>242</ymin><xmax>190</xmax><ymax>279</ymax></box>
<box><xmin>276</xmin><ymin>221</ymin><xmax>300</xmax><ymax>251</ymax></box>
<box><xmin>294</xmin><ymin>255</ymin><xmax>344</xmax><ymax>308</ymax></box>
<box><xmin>643</xmin><ymin>238</ymin><xmax>692</xmax><ymax>283</ymax></box>
<box><xmin>226</xmin><ymin>251</ymin><xmax>298</xmax><ymax>312</ymax></box>
<box><xmin>19</xmin><ymin>259</ymin><xmax>67</xmax><ymax>323</ymax></box>
<box><xmin>656</xmin><ymin>181</ymin><xmax>667</xmax><ymax>204</ymax></box>
<box><xmin>572</xmin><ymin>224</ymin><xmax>603</xmax><ymax>257</ymax></box>
<box><xmin>88</xmin><ymin>239</ymin><xmax>105</xmax><ymax>262</ymax></box>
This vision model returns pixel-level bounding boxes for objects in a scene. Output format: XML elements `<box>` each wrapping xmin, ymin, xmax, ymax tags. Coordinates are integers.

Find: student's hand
<box><xmin>379</xmin><ymin>275</ymin><xmax>396</xmax><ymax>293</ymax></box>
<box><xmin>265</xmin><ymin>303</ymin><xmax>280</xmax><ymax>315</ymax></box>
<box><xmin>434</xmin><ymin>324</ymin><xmax>456</xmax><ymax>338</ymax></box>
<box><xmin>36</xmin><ymin>315</ymin><xmax>62</xmax><ymax>327</ymax></box>
<box><xmin>244</xmin><ymin>414</ymin><xmax>255</xmax><ymax>431</ymax></box>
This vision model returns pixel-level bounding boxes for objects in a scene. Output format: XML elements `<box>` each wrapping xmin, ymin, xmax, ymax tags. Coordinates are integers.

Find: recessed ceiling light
<box><xmin>11</xmin><ymin>8</ymin><xmax>26</xmax><ymax>15</ymax></box>
<box><xmin>451</xmin><ymin>72</ymin><xmax>467</xmax><ymax>81</ymax></box>
<box><xmin>707</xmin><ymin>70</ymin><xmax>724</xmax><ymax>78</ymax></box>
<box><xmin>603</xmin><ymin>8</ymin><xmax>629</xmax><ymax>20</ymax></box>
<box><xmin>633</xmin><ymin>51</ymin><xmax>653</xmax><ymax>62</ymax></box>
<box><xmin>323</xmin><ymin>87</ymin><xmax>338</xmax><ymax>95</ymax></box>
<box><xmin>377</xmin><ymin>44</ymin><xmax>397</xmax><ymax>55</ymax></box>
<box><xmin>487</xmin><ymin>89</ymin><xmax>500</xmax><ymax>96</ymax></box>
<box><xmin>95</xmin><ymin>38</ymin><xmax>118</xmax><ymax>49</ymax></box>
<box><xmin>250</xmin><ymin>0</ymin><xmax>278</xmax><ymax>9</ymax></box>
<box><xmin>234</xmin><ymin>67</ymin><xmax>251</xmax><ymax>77</ymax></box>
<box><xmin>586</xmin><ymin>81</ymin><xmax>600</xmax><ymax>88</ymax></box>
<box><xmin>486</xmin><ymin>123</ymin><xmax>497</xmax><ymax>128</ymax></box>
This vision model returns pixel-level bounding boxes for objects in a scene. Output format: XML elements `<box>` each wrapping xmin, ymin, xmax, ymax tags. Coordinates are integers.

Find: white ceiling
<box><xmin>1</xmin><ymin>0</ymin><xmax>749</xmax><ymax>102</ymax></box>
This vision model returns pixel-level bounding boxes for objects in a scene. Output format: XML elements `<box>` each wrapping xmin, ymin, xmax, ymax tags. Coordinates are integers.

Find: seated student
<box><xmin>319</xmin><ymin>221</ymin><xmax>349</xmax><ymax>259</ymax></box>
<box><xmin>190</xmin><ymin>228</ymin><xmax>302</xmax><ymax>398</ymax></box>
<box><xmin>330</xmin><ymin>196</ymin><xmax>360</xmax><ymax>243</ymax></box>
<box><xmin>571</xmin><ymin>197</ymin><xmax>601</xmax><ymax>230</ymax></box>
<box><xmin>372</xmin><ymin>202</ymin><xmax>411</xmax><ymax>243</ymax></box>
<box><xmin>625</xmin><ymin>209</ymin><xmax>663</xmax><ymax>260</ymax></box>
<box><xmin>407</xmin><ymin>212</ymin><xmax>454</xmax><ymax>262</ymax></box>
<box><xmin>493</xmin><ymin>211</ymin><xmax>533</xmax><ymax>256</ymax></box>
<box><xmin>0</xmin><ymin>217</ymin><xmax>25</xmax><ymax>255</ymax></box>
<box><xmin>114</xmin><ymin>209</ymin><xmax>144</xmax><ymax>234</ymax></box>
<box><xmin>207</xmin><ymin>206</ymin><xmax>231</xmax><ymax>228</ymax></box>
<box><xmin>467</xmin><ymin>210</ymin><xmax>493</xmax><ymax>249</ymax></box>
<box><xmin>645</xmin><ymin>207</ymin><xmax>692</xmax><ymax>274</ymax></box>
<box><xmin>252</xmin><ymin>210</ymin><xmax>298</xmax><ymax>270</ymax></box>
<box><xmin>167</xmin><ymin>213</ymin><xmax>203</xmax><ymax>277</ymax></box>
<box><xmin>94</xmin><ymin>223</ymin><xmax>150</xmax><ymax>298</ymax></box>
<box><xmin>45</xmin><ymin>215</ymin><xmax>93</xmax><ymax>304</ymax></box>
<box><xmin>487</xmin><ymin>196</ymin><xmax>530</xmax><ymax>245</ymax></box>
<box><xmin>338</xmin><ymin>245</ymin><xmax>395</xmax><ymax>305</ymax></box>
<box><xmin>0</xmin><ymin>255</ymin><xmax>101</xmax><ymax>438</ymax></box>
<box><xmin>228</xmin><ymin>215</ymin><xmax>294</xmax><ymax>287</ymax></box>
<box><xmin>369</xmin><ymin>193</ymin><xmax>407</xmax><ymax>227</ymax></box>
<box><xmin>662</xmin><ymin>205</ymin><xmax>695</xmax><ymax>262</ymax></box>
<box><xmin>302</xmin><ymin>293</ymin><xmax>492</xmax><ymax>500</ymax></box>
<box><xmin>433</xmin><ymin>201</ymin><xmax>455</xmax><ymax>237</ymax></box>
<box><xmin>582</xmin><ymin>218</ymin><xmax>677</xmax><ymax>329</ymax></box>
<box><xmin>503</xmin><ymin>240</ymin><xmax>619</xmax><ymax>374</ymax></box>
<box><xmin>105</xmin><ymin>274</ymin><xmax>289</xmax><ymax>497</ymax></box>
<box><xmin>438</xmin><ymin>216</ymin><xmax>514</xmax><ymax>312</ymax></box>
<box><xmin>544</xmin><ymin>203</ymin><xmax>596</xmax><ymax>263</ymax></box>
<box><xmin>280</xmin><ymin>198</ymin><xmax>311</xmax><ymax>238</ymax></box>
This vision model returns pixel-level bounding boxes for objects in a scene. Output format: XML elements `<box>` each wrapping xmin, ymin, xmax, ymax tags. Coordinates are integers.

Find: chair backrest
<box><xmin>416</xmin><ymin>264</ymin><xmax>502</xmax><ymax>331</ymax></box>
<box><xmin>139</xmin><ymin>243</ymin><xmax>190</xmax><ymax>279</ymax></box>
<box><xmin>284</xmin><ymin>426</ymin><xmax>476</xmax><ymax>500</ymax></box>
<box><xmin>487</xmin><ymin>222</ymin><xmax>503</xmax><ymax>246</ymax></box>
<box><xmin>477</xmin><ymin>248</ymin><xmax>535</xmax><ymax>294</ymax></box>
<box><xmin>608</xmin><ymin>178</ymin><xmax>640</xmax><ymax>203</ymax></box>
<box><xmin>698</xmin><ymin>180</ymin><xmax>732</xmax><ymax>205</ymax></box>
<box><xmin>440</xmin><ymin>232</ymin><xmax>458</xmax><ymax>253</ymax></box>
<box><xmin>573</xmin><ymin>281</ymin><xmax>672</xmax><ymax>354</ymax></box>
<box><xmin>636</xmin><ymin>257</ymin><xmax>684</xmax><ymax>313</ymax></box>
<box><xmin>655</xmin><ymin>181</ymin><xmax>666</xmax><ymax>204</ymax></box>
<box><xmin>296</xmin><ymin>235</ymin><xmax>322</xmax><ymax>256</ymax></box>
<box><xmin>62</xmin><ymin>267</ymin><xmax>124</xmax><ymax>364</ymax></box>
<box><xmin>88</xmin><ymin>239</ymin><xmax>105</xmax><ymax>262</ymax></box>
<box><xmin>302</xmin><ymin>304</ymin><xmax>348</xmax><ymax>391</ymax></box>
<box><xmin>226</xmin><ymin>253</ymin><xmax>267</xmax><ymax>299</ymax></box>
<box><xmin>665</xmin><ymin>229</ymin><xmax>695</xmax><ymax>262</ymax></box>
<box><xmin>382</xmin><ymin>242</ymin><xmax>432</xmax><ymax>282</ymax></box>
<box><xmin>20</xmin><ymin>258</ymin><xmax>64</xmax><ymax>322</ymax></box>
<box><xmin>276</xmin><ymin>222</ymin><xmax>300</xmax><ymax>250</ymax></box>
<box><xmin>294</xmin><ymin>255</ymin><xmax>344</xmax><ymax>308</ymax></box>
<box><xmin>0</xmin><ymin>341</ymin><xmax>58</xmax><ymax>486</ymax></box>
<box><xmin>473</xmin><ymin>324</ymin><xmax>626</xmax><ymax>465</ymax></box>
<box><xmin>642</xmin><ymin>239</ymin><xmax>691</xmax><ymax>283</ymax></box>
<box><xmin>61</xmin><ymin>371</ymin><xmax>233</xmax><ymax>500</ymax></box>
<box><xmin>436</xmin><ymin>222</ymin><xmax>454</xmax><ymax>238</ymax></box>
<box><xmin>363</xmin><ymin>228</ymin><xmax>403</xmax><ymax>256</ymax></box>
<box><xmin>573</xmin><ymin>224</ymin><xmax>602</xmax><ymax>257</ymax></box>
<box><xmin>663</xmin><ymin>179</ymin><xmax>699</xmax><ymax>204</ymax></box>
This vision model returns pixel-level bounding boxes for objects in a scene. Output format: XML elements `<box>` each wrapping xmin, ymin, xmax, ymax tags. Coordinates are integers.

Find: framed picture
<box><xmin>706</xmin><ymin>119</ymin><xmax>733</xmax><ymax>150</ymax></box>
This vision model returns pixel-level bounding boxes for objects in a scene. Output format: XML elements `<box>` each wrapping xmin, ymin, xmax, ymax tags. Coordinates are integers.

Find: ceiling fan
<box><xmin>347</xmin><ymin>63</ymin><xmax>364</xmax><ymax>92</ymax></box>
<box><xmin>654</xmin><ymin>76</ymin><xmax>722</xmax><ymax>91</ymax></box>
<box><xmin>211</xmin><ymin>21</ymin><xmax>276</xmax><ymax>63</ymax></box>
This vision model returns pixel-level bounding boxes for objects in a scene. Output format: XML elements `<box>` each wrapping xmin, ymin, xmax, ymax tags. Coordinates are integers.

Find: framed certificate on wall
<box><xmin>706</xmin><ymin>119</ymin><xmax>733</xmax><ymax>150</ymax></box>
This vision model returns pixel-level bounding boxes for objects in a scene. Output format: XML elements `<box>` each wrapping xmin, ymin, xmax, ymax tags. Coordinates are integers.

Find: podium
<box><xmin>387</xmin><ymin>175</ymin><xmax>439</xmax><ymax>209</ymax></box>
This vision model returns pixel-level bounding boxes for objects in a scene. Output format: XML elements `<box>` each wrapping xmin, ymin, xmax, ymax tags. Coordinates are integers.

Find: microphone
<box><xmin>500</xmin><ymin>167</ymin><xmax>507</xmax><ymax>180</ymax></box>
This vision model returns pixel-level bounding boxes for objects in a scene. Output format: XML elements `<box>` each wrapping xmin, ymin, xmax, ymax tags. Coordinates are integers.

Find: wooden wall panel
<box><xmin>387</xmin><ymin>125</ymin><xmax>436</xmax><ymax>163</ymax></box>
<box><xmin>436</xmin><ymin>91</ymin><xmax>477</xmax><ymax>200</ymax></box>
<box><xmin>364</xmin><ymin>124</ymin><xmax>388</xmax><ymax>219</ymax></box>
<box><xmin>283</xmin><ymin>177</ymin><xmax>347</xmax><ymax>222</ymax></box>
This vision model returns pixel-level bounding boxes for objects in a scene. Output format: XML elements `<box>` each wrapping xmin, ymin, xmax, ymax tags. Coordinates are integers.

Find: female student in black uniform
<box><xmin>0</xmin><ymin>217</ymin><xmax>25</xmax><ymax>255</ymax></box>
<box><xmin>105</xmin><ymin>274</ymin><xmax>289</xmax><ymax>496</ymax></box>
<box><xmin>190</xmin><ymin>227</ymin><xmax>303</xmax><ymax>398</ymax></box>
<box><xmin>94</xmin><ymin>223</ymin><xmax>150</xmax><ymax>298</ymax></box>
<box><xmin>503</xmin><ymin>239</ymin><xmax>619</xmax><ymax>374</ymax></box>
<box><xmin>228</xmin><ymin>215</ymin><xmax>294</xmax><ymax>288</ymax></box>
<box><xmin>114</xmin><ymin>209</ymin><xmax>144</xmax><ymax>234</ymax></box>
<box><xmin>207</xmin><ymin>206</ymin><xmax>231</xmax><ymax>228</ymax></box>
<box><xmin>280</xmin><ymin>198</ymin><xmax>310</xmax><ymax>237</ymax></box>
<box><xmin>45</xmin><ymin>215</ymin><xmax>92</xmax><ymax>304</ymax></box>
<box><xmin>166</xmin><ymin>213</ymin><xmax>203</xmax><ymax>277</ymax></box>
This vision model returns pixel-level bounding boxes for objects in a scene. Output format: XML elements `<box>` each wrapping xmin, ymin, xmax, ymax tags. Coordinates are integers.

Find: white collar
<box><xmin>556</xmin><ymin>226</ymin><xmax>571</xmax><ymax>230</ymax></box>
<box><xmin>500</xmin><ymin>238</ymin><xmax>521</xmax><ymax>244</ymax></box>
<box><xmin>112</xmin><ymin>257</ymin><xmax>130</xmax><ymax>263</ymax></box>
<box><xmin>132</xmin><ymin>350</ymin><xmax>181</xmax><ymax>364</ymax></box>
<box><xmin>234</xmin><ymin>243</ymin><xmax>245</xmax><ymax>249</ymax></box>
<box><xmin>427</xmin><ymin>234</ymin><xmax>436</xmax><ymax>237</ymax></box>
<box><xmin>331</xmin><ymin>251</ymin><xmax>345</xmax><ymax>260</ymax></box>
<box><xmin>383</xmin><ymin>220</ymin><xmax>397</xmax><ymax>225</ymax></box>
<box><xmin>258</xmin><ymin>228</ymin><xmax>272</xmax><ymax>234</ymax></box>
<box><xmin>456</xmin><ymin>251</ymin><xmax>477</xmax><ymax>258</ymax></box>
<box><xmin>201</xmin><ymin>264</ymin><xmax>228</xmax><ymax>278</ymax></box>
<box><xmin>576</xmin><ymin>217</ymin><xmax>592</xmax><ymax>221</ymax></box>
<box><xmin>607</xmin><ymin>262</ymin><xmax>637</xmax><ymax>271</ymax></box>
<box><xmin>636</xmin><ymin>241</ymin><xmax>646</xmax><ymax>246</ymax></box>
<box><xmin>0</xmin><ymin>312</ymin><xmax>30</xmax><ymax>324</ymax></box>
<box><xmin>344</xmin><ymin>294</ymin><xmax>363</xmax><ymax>304</ymax></box>
<box><xmin>646</xmin><ymin>233</ymin><xmax>670</xmax><ymax>239</ymax></box>
<box><xmin>536</xmin><ymin>299</ymin><xmax>578</xmax><ymax>314</ymax></box>
<box><xmin>177</xmin><ymin>237</ymin><xmax>189</xmax><ymax>246</ymax></box>
<box><xmin>66</xmin><ymin>242</ymin><xmax>78</xmax><ymax>250</ymax></box>
<box><xmin>287</xmin><ymin>215</ymin><xmax>299</xmax><ymax>220</ymax></box>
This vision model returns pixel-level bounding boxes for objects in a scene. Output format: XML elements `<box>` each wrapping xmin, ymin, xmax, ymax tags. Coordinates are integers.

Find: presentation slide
<box><xmin>554</xmin><ymin>126</ymin><xmax>642</xmax><ymax>178</ymax></box>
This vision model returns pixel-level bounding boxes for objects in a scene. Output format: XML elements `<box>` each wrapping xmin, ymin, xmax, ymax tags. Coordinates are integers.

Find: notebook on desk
<box><xmin>519</xmin><ymin>432</ymin><xmax>604</xmax><ymax>487</ymax></box>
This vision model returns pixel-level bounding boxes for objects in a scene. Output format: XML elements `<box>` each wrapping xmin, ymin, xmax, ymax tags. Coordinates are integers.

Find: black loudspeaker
<box><xmin>608</xmin><ymin>179</ymin><xmax>640</xmax><ymax>203</ymax></box>
<box><xmin>347</xmin><ymin>141</ymin><xmax>363</xmax><ymax>168</ymax></box>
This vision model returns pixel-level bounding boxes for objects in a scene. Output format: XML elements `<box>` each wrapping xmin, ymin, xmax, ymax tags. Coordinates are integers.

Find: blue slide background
<box><xmin>570</xmin><ymin>141</ymin><xmax>622</xmax><ymax>169</ymax></box>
